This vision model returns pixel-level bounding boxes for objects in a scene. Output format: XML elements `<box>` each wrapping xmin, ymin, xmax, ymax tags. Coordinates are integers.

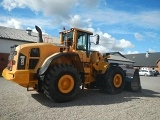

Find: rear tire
<box><xmin>44</xmin><ymin>64</ymin><xmax>81</xmax><ymax>102</ymax></box>
<box><xmin>104</xmin><ymin>65</ymin><xmax>125</xmax><ymax>94</ymax></box>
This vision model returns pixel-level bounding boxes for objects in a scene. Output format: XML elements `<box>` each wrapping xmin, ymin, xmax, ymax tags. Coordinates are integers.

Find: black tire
<box><xmin>44</xmin><ymin>64</ymin><xmax>81</xmax><ymax>102</ymax></box>
<box><xmin>36</xmin><ymin>78</ymin><xmax>43</xmax><ymax>93</ymax></box>
<box><xmin>104</xmin><ymin>65</ymin><xmax>125</xmax><ymax>94</ymax></box>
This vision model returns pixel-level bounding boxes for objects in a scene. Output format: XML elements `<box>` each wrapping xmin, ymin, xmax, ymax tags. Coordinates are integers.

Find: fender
<box><xmin>106</xmin><ymin>63</ymin><xmax>120</xmax><ymax>72</ymax></box>
<box><xmin>93</xmin><ymin>62</ymin><xmax>120</xmax><ymax>74</ymax></box>
<box><xmin>93</xmin><ymin>61</ymin><xmax>109</xmax><ymax>74</ymax></box>
<box><xmin>38</xmin><ymin>52</ymin><xmax>84</xmax><ymax>75</ymax></box>
<box><xmin>109</xmin><ymin>63</ymin><xmax>119</xmax><ymax>67</ymax></box>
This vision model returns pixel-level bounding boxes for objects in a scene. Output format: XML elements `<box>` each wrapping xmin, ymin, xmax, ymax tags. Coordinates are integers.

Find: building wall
<box><xmin>155</xmin><ymin>61</ymin><xmax>160</xmax><ymax>72</ymax></box>
<box><xmin>0</xmin><ymin>38</ymin><xmax>29</xmax><ymax>53</ymax></box>
<box><xmin>0</xmin><ymin>39</ymin><xmax>30</xmax><ymax>74</ymax></box>
<box><xmin>0</xmin><ymin>53</ymin><xmax>9</xmax><ymax>74</ymax></box>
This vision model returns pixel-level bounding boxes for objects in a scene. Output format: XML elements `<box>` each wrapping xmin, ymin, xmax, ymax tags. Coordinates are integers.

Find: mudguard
<box><xmin>38</xmin><ymin>52</ymin><xmax>84</xmax><ymax>75</ymax></box>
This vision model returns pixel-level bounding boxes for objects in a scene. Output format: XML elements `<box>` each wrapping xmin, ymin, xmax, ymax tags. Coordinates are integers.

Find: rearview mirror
<box><xmin>96</xmin><ymin>34</ymin><xmax>100</xmax><ymax>45</ymax></box>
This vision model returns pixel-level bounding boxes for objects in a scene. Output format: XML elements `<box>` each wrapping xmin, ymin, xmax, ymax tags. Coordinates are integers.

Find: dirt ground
<box><xmin>0</xmin><ymin>76</ymin><xmax>160</xmax><ymax>120</ymax></box>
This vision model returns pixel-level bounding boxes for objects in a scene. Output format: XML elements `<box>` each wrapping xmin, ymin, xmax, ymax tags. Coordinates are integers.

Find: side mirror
<box><xmin>96</xmin><ymin>34</ymin><xmax>100</xmax><ymax>45</ymax></box>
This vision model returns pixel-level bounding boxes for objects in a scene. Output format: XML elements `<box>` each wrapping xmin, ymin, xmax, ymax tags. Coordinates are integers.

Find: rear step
<box><xmin>27</xmin><ymin>86</ymin><xmax>36</xmax><ymax>91</ymax></box>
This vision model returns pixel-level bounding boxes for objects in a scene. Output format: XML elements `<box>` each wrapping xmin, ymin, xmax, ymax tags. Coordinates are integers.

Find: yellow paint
<box><xmin>93</xmin><ymin>61</ymin><xmax>109</xmax><ymax>74</ymax></box>
<box><xmin>58</xmin><ymin>75</ymin><xmax>74</xmax><ymax>93</ymax></box>
<box><xmin>2</xmin><ymin>68</ymin><xmax>30</xmax><ymax>87</ymax></box>
<box><xmin>113</xmin><ymin>74</ymin><xmax>122</xmax><ymax>88</ymax></box>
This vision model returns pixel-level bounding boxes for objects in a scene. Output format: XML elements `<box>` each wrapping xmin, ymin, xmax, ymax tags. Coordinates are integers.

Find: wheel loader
<box><xmin>2</xmin><ymin>26</ymin><xmax>141</xmax><ymax>102</ymax></box>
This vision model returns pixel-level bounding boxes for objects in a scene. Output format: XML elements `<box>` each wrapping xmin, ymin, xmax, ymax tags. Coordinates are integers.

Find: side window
<box><xmin>30</xmin><ymin>48</ymin><xmax>40</xmax><ymax>57</ymax></box>
<box><xmin>77</xmin><ymin>32</ymin><xmax>87</xmax><ymax>50</ymax></box>
<box><xmin>62</xmin><ymin>32</ymin><xmax>73</xmax><ymax>46</ymax></box>
<box><xmin>29</xmin><ymin>48</ymin><xmax>40</xmax><ymax>69</ymax></box>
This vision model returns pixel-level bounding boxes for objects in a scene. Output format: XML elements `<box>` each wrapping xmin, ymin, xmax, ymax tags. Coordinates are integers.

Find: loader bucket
<box><xmin>124</xmin><ymin>69</ymin><xmax>141</xmax><ymax>92</ymax></box>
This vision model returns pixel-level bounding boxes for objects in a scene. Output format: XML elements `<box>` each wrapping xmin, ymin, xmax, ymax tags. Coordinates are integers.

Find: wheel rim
<box><xmin>113</xmin><ymin>74</ymin><xmax>122</xmax><ymax>88</ymax></box>
<box><xmin>58</xmin><ymin>75</ymin><xmax>74</xmax><ymax>93</ymax></box>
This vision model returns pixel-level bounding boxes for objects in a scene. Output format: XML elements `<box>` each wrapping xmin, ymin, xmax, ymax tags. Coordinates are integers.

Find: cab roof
<box><xmin>71</xmin><ymin>28</ymin><xmax>93</xmax><ymax>35</ymax></box>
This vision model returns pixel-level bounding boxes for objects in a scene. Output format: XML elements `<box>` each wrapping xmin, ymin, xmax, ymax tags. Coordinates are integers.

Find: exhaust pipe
<box><xmin>35</xmin><ymin>25</ymin><xmax>43</xmax><ymax>43</ymax></box>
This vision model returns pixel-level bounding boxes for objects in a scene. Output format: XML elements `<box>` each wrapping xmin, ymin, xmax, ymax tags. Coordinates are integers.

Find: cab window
<box><xmin>62</xmin><ymin>31</ymin><xmax>73</xmax><ymax>46</ymax></box>
<box><xmin>77</xmin><ymin>32</ymin><xmax>88</xmax><ymax>51</ymax></box>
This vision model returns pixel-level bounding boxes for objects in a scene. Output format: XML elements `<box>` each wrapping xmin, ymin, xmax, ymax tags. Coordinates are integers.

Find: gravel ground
<box><xmin>0</xmin><ymin>76</ymin><xmax>160</xmax><ymax>120</ymax></box>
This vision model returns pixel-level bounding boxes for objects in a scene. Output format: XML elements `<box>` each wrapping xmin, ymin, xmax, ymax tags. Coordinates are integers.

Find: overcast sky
<box><xmin>0</xmin><ymin>0</ymin><xmax>160</xmax><ymax>54</ymax></box>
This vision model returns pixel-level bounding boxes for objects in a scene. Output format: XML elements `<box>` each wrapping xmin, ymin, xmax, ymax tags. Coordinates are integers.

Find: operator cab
<box><xmin>60</xmin><ymin>28</ymin><xmax>99</xmax><ymax>54</ymax></box>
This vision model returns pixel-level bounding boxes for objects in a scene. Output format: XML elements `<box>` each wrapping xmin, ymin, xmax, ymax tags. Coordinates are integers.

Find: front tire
<box><xmin>104</xmin><ymin>65</ymin><xmax>125</xmax><ymax>94</ymax></box>
<box><xmin>44</xmin><ymin>64</ymin><xmax>81</xmax><ymax>102</ymax></box>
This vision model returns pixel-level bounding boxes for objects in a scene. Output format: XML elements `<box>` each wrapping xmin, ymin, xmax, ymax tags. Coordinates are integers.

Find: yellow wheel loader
<box><xmin>2</xmin><ymin>26</ymin><xmax>141</xmax><ymax>102</ymax></box>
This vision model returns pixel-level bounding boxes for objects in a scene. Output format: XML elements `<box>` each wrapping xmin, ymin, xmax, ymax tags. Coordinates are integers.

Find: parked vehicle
<box><xmin>152</xmin><ymin>70</ymin><xmax>159</xmax><ymax>76</ymax></box>
<box><xmin>139</xmin><ymin>70</ymin><xmax>154</xmax><ymax>76</ymax></box>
